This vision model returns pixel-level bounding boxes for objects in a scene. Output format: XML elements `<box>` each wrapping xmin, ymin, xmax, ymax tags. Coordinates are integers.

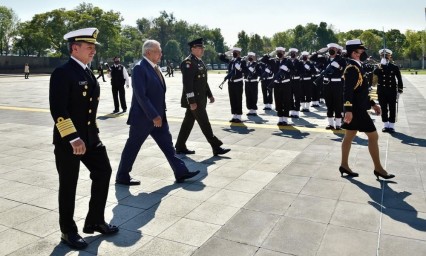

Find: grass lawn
<box><xmin>400</xmin><ymin>69</ymin><xmax>426</xmax><ymax>75</ymax></box>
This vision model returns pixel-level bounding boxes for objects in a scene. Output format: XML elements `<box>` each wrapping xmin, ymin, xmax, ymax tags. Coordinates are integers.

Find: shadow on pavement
<box><xmin>348</xmin><ymin>178</ymin><xmax>426</xmax><ymax>232</ymax></box>
<box><xmin>390</xmin><ymin>132</ymin><xmax>426</xmax><ymax>148</ymax></box>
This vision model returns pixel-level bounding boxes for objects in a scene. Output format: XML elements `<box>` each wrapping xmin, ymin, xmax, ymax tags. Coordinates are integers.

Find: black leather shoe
<box><xmin>175</xmin><ymin>170</ymin><xmax>201</xmax><ymax>183</ymax></box>
<box><xmin>382</xmin><ymin>127</ymin><xmax>389</xmax><ymax>132</ymax></box>
<box><xmin>61</xmin><ymin>232</ymin><xmax>88</xmax><ymax>249</ymax></box>
<box><xmin>176</xmin><ymin>149</ymin><xmax>195</xmax><ymax>154</ymax></box>
<box><xmin>335</xmin><ymin>126</ymin><xmax>342</xmax><ymax>130</ymax></box>
<box><xmin>112</xmin><ymin>109</ymin><xmax>119</xmax><ymax>113</ymax></box>
<box><xmin>388</xmin><ymin>128</ymin><xmax>395</xmax><ymax>133</ymax></box>
<box><xmin>374</xmin><ymin>170</ymin><xmax>395</xmax><ymax>180</ymax></box>
<box><xmin>325</xmin><ymin>125</ymin><xmax>334</xmax><ymax>130</ymax></box>
<box><xmin>116</xmin><ymin>178</ymin><xmax>141</xmax><ymax>186</ymax></box>
<box><xmin>339</xmin><ymin>166</ymin><xmax>359</xmax><ymax>177</ymax></box>
<box><xmin>213</xmin><ymin>147</ymin><xmax>231</xmax><ymax>156</ymax></box>
<box><xmin>83</xmin><ymin>223</ymin><xmax>119</xmax><ymax>235</ymax></box>
<box><xmin>122</xmin><ymin>108</ymin><xmax>127</xmax><ymax>112</ymax></box>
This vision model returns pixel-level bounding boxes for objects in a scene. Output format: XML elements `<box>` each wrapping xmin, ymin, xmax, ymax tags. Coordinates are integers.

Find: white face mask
<box><xmin>380</xmin><ymin>58</ymin><xmax>388</xmax><ymax>65</ymax></box>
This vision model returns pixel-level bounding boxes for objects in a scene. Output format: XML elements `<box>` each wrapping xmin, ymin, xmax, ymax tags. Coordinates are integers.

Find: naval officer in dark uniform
<box><xmin>340</xmin><ymin>39</ymin><xmax>395</xmax><ymax>180</ymax></box>
<box><xmin>175</xmin><ymin>38</ymin><xmax>230</xmax><ymax>156</ymax></box>
<box><xmin>49</xmin><ymin>28</ymin><xmax>118</xmax><ymax>250</ymax></box>
<box><xmin>373</xmin><ymin>48</ymin><xmax>403</xmax><ymax>133</ymax></box>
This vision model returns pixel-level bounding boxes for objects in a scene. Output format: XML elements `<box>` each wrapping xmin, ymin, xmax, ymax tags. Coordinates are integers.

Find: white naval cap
<box><xmin>288</xmin><ymin>48</ymin><xmax>298</xmax><ymax>53</ymax></box>
<box><xmin>345</xmin><ymin>39</ymin><xmax>367</xmax><ymax>52</ymax></box>
<box><xmin>64</xmin><ymin>27</ymin><xmax>99</xmax><ymax>44</ymax></box>
<box><xmin>247</xmin><ymin>52</ymin><xmax>256</xmax><ymax>56</ymax></box>
<box><xmin>327</xmin><ymin>43</ymin><xmax>341</xmax><ymax>49</ymax></box>
<box><xmin>276</xmin><ymin>47</ymin><xmax>286</xmax><ymax>51</ymax></box>
<box><xmin>337</xmin><ymin>45</ymin><xmax>344</xmax><ymax>50</ymax></box>
<box><xmin>231</xmin><ymin>46</ymin><xmax>242</xmax><ymax>52</ymax></box>
<box><xmin>301</xmin><ymin>51</ymin><xmax>310</xmax><ymax>56</ymax></box>
<box><xmin>379</xmin><ymin>48</ymin><xmax>393</xmax><ymax>55</ymax></box>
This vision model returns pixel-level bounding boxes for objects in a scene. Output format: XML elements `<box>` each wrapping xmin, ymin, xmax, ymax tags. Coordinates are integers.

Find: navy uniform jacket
<box><xmin>373</xmin><ymin>62</ymin><xmax>403</xmax><ymax>93</ymax></box>
<box><xmin>343</xmin><ymin>59</ymin><xmax>375</xmax><ymax>112</ymax></box>
<box><xmin>127</xmin><ymin>58</ymin><xmax>166</xmax><ymax>127</ymax></box>
<box><xmin>180</xmin><ymin>54</ymin><xmax>213</xmax><ymax>107</ymax></box>
<box><xmin>270</xmin><ymin>58</ymin><xmax>292</xmax><ymax>82</ymax></box>
<box><xmin>49</xmin><ymin>58</ymin><xmax>100</xmax><ymax>147</ymax></box>
<box><xmin>242</xmin><ymin>60</ymin><xmax>261</xmax><ymax>80</ymax></box>
<box><xmin>219</xmin><ymin>55</ymin><xmax>244</xmax><ymax>82</ymax></box>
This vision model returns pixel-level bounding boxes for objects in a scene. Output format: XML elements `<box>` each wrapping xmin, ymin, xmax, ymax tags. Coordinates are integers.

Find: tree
<box><xmin>0</xmin><ymin>6</ymin><xmax>19</xmax><ymax>55</ymax></box>
<box><xmin>248</xmin><ymin>34</ymin><xmax>263</xmax><ymax>56</ymax></box>
<box><xmin>359</xmin><ymin>30</ymin><xmax>381</xmax><ymax>59</ymax></box>
<box><xmin>271</xmin><ymin>30</ymin><xmax>292</xmax><ymax>49</ymax></box>
<box><xmin>236</xmin><ymin>30</ymin><xmax>249</xmax><ymax>56</ymax></box>
<box><xmin>403</xmin><ymin>30</ymin><xmax>423</xmax><ymax>67</ymax></box>
<box><xmin>316</xmin><ymin>22</ymin><xmax>337</xmax><ymax>47</ymax></box>
<box><xmin>163</xmin><ymin>39</ymin><xmax>182</xmax><ymax>64</ymax></box>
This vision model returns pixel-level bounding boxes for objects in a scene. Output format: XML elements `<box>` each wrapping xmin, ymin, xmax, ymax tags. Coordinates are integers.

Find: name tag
<box><xmin>79</xmin><ymin>81</ymin><xmax>88</xmax><ymax>86</ymax></box>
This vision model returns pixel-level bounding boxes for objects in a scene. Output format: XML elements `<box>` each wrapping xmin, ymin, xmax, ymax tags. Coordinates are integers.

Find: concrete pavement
<box><xmin>0</xmin><ymin>72</ymin><xmax>425</xmax><ymax>256</ymax></box>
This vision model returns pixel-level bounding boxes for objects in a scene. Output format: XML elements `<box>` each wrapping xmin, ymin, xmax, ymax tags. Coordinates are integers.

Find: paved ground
<box><xmin>0</xmin><ymin>71</ymin><xmax>425</xmax><ymax>256</ymax></box>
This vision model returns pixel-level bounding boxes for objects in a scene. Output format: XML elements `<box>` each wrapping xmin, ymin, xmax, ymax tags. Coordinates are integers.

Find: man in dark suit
<box><xmin>175</xmin><ymin>38</ymin><xmax>230</xmax><ymax>156</ymax></box>
<box><xmin>116</xmin><ymin>39</ymin><xmax>200</xmax><ymax>186</ymax></box>
<box><xmin>49</xmin><ymin>28</ymin><xmax>118</xmax><ymax>250</ymax></box>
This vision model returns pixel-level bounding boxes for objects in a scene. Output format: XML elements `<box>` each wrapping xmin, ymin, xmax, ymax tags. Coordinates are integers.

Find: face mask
<box><xmin>248</xmin><ymin>57</ymin><xmax>253</xmax><ymax>62</ymax></box>
<box><xmin>290</xmin><ymin>53</ymin><xmax>296</xmax><ymax>58</ymax></box>
<box><xmin>380</xmin><ymin>58</ymin><xmax>388</xmax><ymax>65</ymax></box>
<box><xmin>232</xmin><ymin>52</ymin><xmax>238</xmax><ymax>58</ymax></box>
<box><xmin>328</xmin><ymin>49</ymin><xmax>336</xmax><ymax>55</ymax></box>
<box><xmin>114</xmin><ymin>60</ymin><xmax>119</xmax><ymax>64</ymax></box>
<box><xmin>360</xmin><ymin>52</ymin><xmax>368</xmax><ymax>62</ymax></box>
<box><xmin>302</xmin><ymin>56</ymin><xmax>308</xmax><ymax>61</ymax></box>
<box><xmin>277</xmin><ymin>52</ymin><xmax>283</xmax><ymax>58</ymax></box>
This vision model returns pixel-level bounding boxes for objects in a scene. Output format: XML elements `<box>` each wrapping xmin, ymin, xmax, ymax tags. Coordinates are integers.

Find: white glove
<box><xmin>280</xmin><ymin>65</ymin><xmax>289</xmax><ymax>71</ymax></box>
<box><xmin>331</xmin><ymin>62</ymin><xmax>340</xmax><ymax>69</ymax></box>
<box><xmin>234</xmin><ymin>63</ymin><xmax>241</xmax><ymax>70</ymax></box>
<box><xmin>304</xmin><ymin>64</ymin><xmax>310</xmax><ymax>70</ymax></box>
<box><xmin>380</xmin><ymin>58</ymin><xmax>387</xmax><ymax>65</ymax></box>
<box><xmin>248</xmin><ymin>67</ymin><xmax>254</xmax><ymax>72</ymax></box>
<box><xmin>315</xmin><ymin>67</ymin><xmax>320</xmax><ymax>73</ymax></box>
<box><xmin>265</xmin><ymin>68</ymin><xmax>271</xmax><ymax>74</ymax></box>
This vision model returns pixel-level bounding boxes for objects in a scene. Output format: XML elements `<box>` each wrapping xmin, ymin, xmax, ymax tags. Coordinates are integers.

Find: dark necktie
<box><xmin>154</xmin><ymin>65</ymin><xmax>165</xmax><ymax>87</ymax></box>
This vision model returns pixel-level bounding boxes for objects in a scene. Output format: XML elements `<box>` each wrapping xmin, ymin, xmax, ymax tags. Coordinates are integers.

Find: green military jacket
<box><xmin>180</xmin><ymin>54</ymin><xmax>213</xmax><ymax>108</ymax></box>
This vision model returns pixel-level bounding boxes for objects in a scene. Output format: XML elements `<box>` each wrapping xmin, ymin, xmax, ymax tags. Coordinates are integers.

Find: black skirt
<box><xmin>342</xmin><ymin>109</ymin><xmax>376</xmax><ymax>133</ymax></box>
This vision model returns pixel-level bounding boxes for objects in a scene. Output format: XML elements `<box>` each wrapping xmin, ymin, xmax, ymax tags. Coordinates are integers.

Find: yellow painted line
<box><xmin>0</xmin><ymin>105</ymin><xmax>343</xmax><ymax>134</ymax></box>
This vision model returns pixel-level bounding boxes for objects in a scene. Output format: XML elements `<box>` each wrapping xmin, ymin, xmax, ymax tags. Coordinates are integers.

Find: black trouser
<box><xmin>97</xmin><ymin>73</ymin><xmax>106</xmax><ymax>81</ymax></box>
<box><xmin>25</xmin><ymin>72</ymin><xmax>29</xmax><ymax>79</ymax></box>
<box><xmin>273</xmin><ymin>82</ymin><xmax>292</xmax><ymax>117</ymax></box>
<box><xmin>111</xmin><ymin>84</ymin><xmax>127</xmax><ymax>111</ymax></box>
<box><xmin>54</xmin><ymin>143</ymin><xmax>112</xmax><ymax>234</ymax></box>
<box><xmin>245</xmin><ymin>81</ymin><xmax>258</xmax><ymax>110</ymax></box>
<box><xmin>290</xmin><ymin>79</ymin><xmax>301</xmax><ymax>111</ymax></box>
<box><xmin>300</xmin><ymin>78</ymin><xmax>313</xmax><ymax>103</ymax></box>
<box><xmin>324</xmin><ymin>82</ymin><xmax>343</xmax><ymax>118</ymax></box>
<box><xmin>378</xmin><ymin>87</ymin><xmax>397</xmax><ymax>123</ymax></box>
<box><xmin>228</xmin><ymin>81</ymin><xmax>243</xmax><ymax>115</ymax></box>
<box><xmin>261</xmin><ymin>79</ymin><xmax>273</xmax><ymax>104</ymax></box>
<box><xmin>175</xmin><ymin>107</ymin><xmax>223</xmax><ymax>150</ymax></box>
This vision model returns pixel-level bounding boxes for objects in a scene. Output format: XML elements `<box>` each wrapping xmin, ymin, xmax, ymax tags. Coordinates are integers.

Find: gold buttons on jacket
<box><xmin>90</xmin><ymin>97</ymin><xmax>93</xmax><ymax>101</ymax></box>
<box><xmin>89</xmin><ymin>109</ymin><xmax>92</xmax><ymax>113</ymax></box>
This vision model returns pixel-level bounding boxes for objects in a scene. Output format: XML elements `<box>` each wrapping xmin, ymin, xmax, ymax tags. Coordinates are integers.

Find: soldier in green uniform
<box><xmin>175</xmin><ymin>38</ymin><xmax>230</xmax><ymax>156</ymax></box>
<box><xmin>373</xmin><ymin>48</ymin><xmax>403</xmax><ymax>133</ymax></box>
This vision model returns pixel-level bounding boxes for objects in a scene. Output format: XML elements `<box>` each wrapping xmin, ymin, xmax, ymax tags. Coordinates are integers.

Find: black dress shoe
<box><xmin>263</xmin><ymin>107</ymin><xmax>272</xmax><ymax>110</ymax></box>
<box><xmin>325</xmin><ymin>125</ymin><xmax>334</xmax><ymax>130</ymax></box>
<box><xmin>213</xmin><ymin>147</ymin><xmax>231</xmax><ymax>156</ymax></box>
<box><xmin>83</xmin><ymin>223</ymin><xmax>119</xmax><ymax>235</ymax></box>
<box><xmin>176</xmin><ymin>149</ymin><xmax>195</xmax><ymax>154</ymax></box>
<box><xmin>388</xmin><ymin>128</ymin><xmax>395</xmax><ymax>133</ymax></box>
<box><xmin>61</xmin><ymin>232</ymin><xmax>88</xmax><ymax>249</ymax></box>
<box><xmin>122</xmin><ymin>108</ymin><xmax>127</xmax><ymax>112</ymax></box>
<box><xmin>112</xmin><ymin>109</ymin><xmax>119</xmax><ymax>113</ymax></box>
<box><xmin>277</xmin><ymin>122</ymin><xmax>287</xmax><ymax>126</ymax></box>
<box><xmin>339</xmin><ymin>166</ymin><xmax>359</xmax><ymax>177</ymax></box>
<box><xmin>374</xmin><ymin>170</ymin><xmax>395</xmax><ymax>180</ymax></box>
<box><xmin>175</xmin><ymin>170</ymin><xmax>201</xmax><ymax>183</ymax></box>
<box><xmin>116</xmin><ymin>178</ymin><xmax>141</xmax><ymax>186</ymax></box>
<box><xmin>233</xmin><ymin>119</ymin><xmax>242</xmax><ymax>123</ymax></box>
<box><xmin>335</xmin><ymin>126</ymin><xmax>342</xmax><ymax>130</ymax></box>
<box><xmin>382</xmin><ymin>127</ymin><xmax>389</xmax><ymax>133</ymax></box>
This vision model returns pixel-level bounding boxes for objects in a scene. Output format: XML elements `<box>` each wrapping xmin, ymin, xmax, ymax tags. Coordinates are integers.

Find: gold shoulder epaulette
<box><xmin>344</xmin><ymin>64</ymin><xmax>363</xmax><ymax>90</ymax></box>
<box><xmin>344</xmin><ymin>101</ymin><xmax>353</xmax><ymax>107</ymax></box>
<box><xmin>55</xmin><ymin>117</ymin><xmax>77</xmax><ymax>138</ymax></box>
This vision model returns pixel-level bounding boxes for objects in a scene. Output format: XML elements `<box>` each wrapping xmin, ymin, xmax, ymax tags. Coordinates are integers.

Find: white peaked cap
<box><xmin>327</xmin><ymin>43</ymin><xmax>340</xmax><ymax>49</ymax></box>
<box><xmin>276</xmin><ymin>47</ymin><xmax>286</xmax><ymax>51</ymax></box>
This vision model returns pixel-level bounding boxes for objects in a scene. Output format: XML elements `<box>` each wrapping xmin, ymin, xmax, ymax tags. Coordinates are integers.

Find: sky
<box><xmin>2</xmin><ymin>0</ymin><xmax>425</xmax><ymax>46</ymax></box>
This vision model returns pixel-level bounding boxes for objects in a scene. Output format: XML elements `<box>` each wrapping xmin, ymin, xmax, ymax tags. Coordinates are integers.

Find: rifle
<box><xmin>313</xmin><ymin>63</ymin><xmax>334</xmax><ymax>86</ymax></box>
<box><xmin>219</xmin><ymin>68</ymin><xmax>236</xmax><ymax>89</ymax></box>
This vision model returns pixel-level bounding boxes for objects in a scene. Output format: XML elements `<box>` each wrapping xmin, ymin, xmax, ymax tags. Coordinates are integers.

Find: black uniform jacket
<box><xmin>180</xmin><ymin>54</ymin><xmax>213</xmax><ymax>107</ymax></box>
<box><xmin>49</xmin><ymin>58</ymin><xmax>101</xmax><ymax>147</ymax></box>
<box><xmin>373</xmin><ymin>62</ymin><xmax>403</xmax><ymax>93</ymax></box>
<box><xmin>343</xmin><ymin>59</ymin><xmax>375</xmax><ymax>112</ymax></box>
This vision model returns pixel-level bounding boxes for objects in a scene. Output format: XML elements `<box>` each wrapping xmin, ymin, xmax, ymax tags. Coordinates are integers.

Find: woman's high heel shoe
<box><xmin>339</xmin><ymin>166</ymin><xmax>359</xmax><ymax>177</ymax></box>
<box><xmin>374</xmin><ymin>170</ymin><xmax>395</xmax><ymax>180</ymax></box>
